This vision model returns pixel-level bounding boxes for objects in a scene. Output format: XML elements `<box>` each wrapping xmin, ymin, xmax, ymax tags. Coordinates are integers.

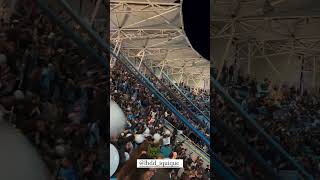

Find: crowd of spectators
<box><xmin>0</xmin><ymin>5</ymin><xmax>109</xmax><ymax>180</ymax></box>
<box><xmin>124</xmin><ymin>63</ymin><xmax>210</xmax><ymax>152</ymax></box>
<box><xmin>0</xmin><ymin>1</ymin><xmax>212</xmax><ymax>180</ymax></box>
<box><xmin>213</xmin><ymin>64</ymin><xmax>320</xmax><ymax>178</ymax></box>
<box><xmin>135</xmin><ymin>63</ymin><xmax>210</xmax><ymax>136</ymax></box>
<box><xmin>111</xmin><ymin>62</ymin><xmax>210</xmax><ymax>179</ymax></box>
<box><xmin>157</xmin><ymin>75</ymin><xmax>210</xmax><ymax>117</ymax></box>
<box><xmin>176</xmin><ymin>82</ymin><xmax>209</xmax><ymax>116</ymax></box>
<box><xmin>157</xmin><ymin>78</ymin><xmax>210</xmax><ymax>136</ymax></box>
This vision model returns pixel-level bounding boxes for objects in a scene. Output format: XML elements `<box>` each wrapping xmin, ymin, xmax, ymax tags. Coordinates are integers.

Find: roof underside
<box><xmin>212</xmin><ymin>0</ymin><xmax>320</xmax><ymax>53</ymax></box>
<box><xmin>110</xmin><ymin>0</ymin><xmax>210</xmax><ymax>85</ymax></box>
<box><xmin>212</xmin><ymin>0</ymin><xmax>320</xmax><ymax>89</ymax></box>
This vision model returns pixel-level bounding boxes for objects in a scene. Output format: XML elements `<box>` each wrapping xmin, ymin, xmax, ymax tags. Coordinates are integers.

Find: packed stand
<box><xmin>157</xmin><ymin>74</ymin><xmax>210</xmax><ymax>117</ymax></box>
<box><xmin>160</xmin><ymin>79</ymin><xmax>210</xmax><ymax>132</ymax></box>
<box><xmin>111</xmin><ymin>62</ymin><xmax>210</xmax><ymax>179</ymax></box>
<box><xmin>0</xmin><ymin>6</ymin><xmax>109</xmax><ymax>180</ymax></box>
<box><xmin>124</xmin><ymin>63</ymin><xmax>210</xmax><ymax>152</ymax></box>
<box><xmin>133</xmin><ymin>62</ymin><xmax>210</xmax><ymax>134</ymax></box>
<box><xmin>212</xmin><ymin>64</ymin><xmax>320</xmax><ymax>178</ymax></box>
<box><xmin>176</xmin><ymin>82</ymin><xmax>209</xmax><ymax>116</ymax></box>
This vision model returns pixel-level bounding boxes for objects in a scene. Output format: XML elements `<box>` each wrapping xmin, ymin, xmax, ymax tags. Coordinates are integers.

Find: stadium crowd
<box><xmin>0</xmin><ymin>2</ymin><xmax>211</xmax><ymax>180</ymax></box>
<box><xmin>124</xmin><ymin>63</ymin><xmax>210</xmax><ymax>152</ymax></box>
<box><xmin>177</xmin><ymin>83</ymin><xmax>210</xmax><ymax>116</ymax></box>
<box><xmin>111</xmin><ymin>62</ymin><xmax>210</xmax><ymax>180</ymax></box>
<box><xmin>213</xmin><ymin>65</ymin><xmax>320</xmax><ymax>178</ymax></box>
<box><xmin>0</xmin><ymin>6</ymin><xmax>109</xmax><ymax>180</ymax></box>
<box><xmin>136</xmin><ymin>62</ymin><xmax>210</xmax><ymax>137</ymax></box>
<box><xmin>159</xmin><ymin>77</ymin><xmax>210</xmax><ymax>117</ymax></box>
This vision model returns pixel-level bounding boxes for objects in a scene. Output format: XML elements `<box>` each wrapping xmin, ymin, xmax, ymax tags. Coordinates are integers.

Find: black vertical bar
<box><xmin>182</xmin><ymin>0</ymin><xmax>210</xmax><ymax>60</ymax></box>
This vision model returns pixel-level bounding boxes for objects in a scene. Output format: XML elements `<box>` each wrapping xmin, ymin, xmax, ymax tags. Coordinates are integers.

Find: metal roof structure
<box><xmin>1</xmin><ymin>0</ymin><xmax>210</xmax><ymax>89</ymax></box>
<box><xmin>212</xmin><ymin>0</ymin><xmax>320</xmax><ymax>90</ymax></box>
<box><xmin>110</xmin><ymin>0</ymin><xmax>210</xmax><ymax>89</ymax></box>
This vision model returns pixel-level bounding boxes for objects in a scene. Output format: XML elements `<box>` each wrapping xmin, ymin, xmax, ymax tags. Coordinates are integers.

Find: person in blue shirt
<box><xmin>57</xmin><ymin>157</ymin><xmax>79</xmax><ymax>180</ymax></box>
<box><xmin>127</xmin><ymin>111</ymin><xmax>135</xmax><ymax>121</ymax></box>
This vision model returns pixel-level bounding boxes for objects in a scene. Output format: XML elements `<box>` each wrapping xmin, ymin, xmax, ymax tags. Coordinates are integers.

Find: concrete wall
<box><xmin>247</xmin><ymin>54</ymin><xmax>320</xmax><ymax>90</ymax></box>
<box><xmin>212</xmin><ymin>40</ymin><xmax>320</xmax><ymax>91</ymax></box>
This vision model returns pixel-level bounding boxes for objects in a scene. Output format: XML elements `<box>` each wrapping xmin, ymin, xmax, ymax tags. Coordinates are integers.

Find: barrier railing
<box><xmin>137</xmin><ymin>60</ymin><xmax>209</xmax><ymax>128</ymax></box>
<box><xmin>163</xmin><ymin>119</ymin><xmax>209</xmax><ymax>161</ymax></box>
